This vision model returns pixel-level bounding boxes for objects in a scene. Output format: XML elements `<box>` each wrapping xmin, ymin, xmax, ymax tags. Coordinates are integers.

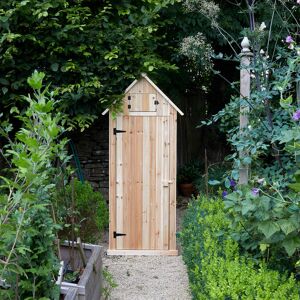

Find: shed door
<box><xmin>114</xmin><ymin>115</ymin><xmax>170</xmax><ymax>250</ymax></box>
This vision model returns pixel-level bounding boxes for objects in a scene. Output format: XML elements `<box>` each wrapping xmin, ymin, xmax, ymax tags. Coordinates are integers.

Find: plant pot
<box><xmin>58</xmin><ymin>241</ymin><xmax>103</xmax><ymax>300</ymax></box>
<box><xmin>178</xmin><ymin>183</ymin><xmax>196</xmax><ymax>197</ymax></box>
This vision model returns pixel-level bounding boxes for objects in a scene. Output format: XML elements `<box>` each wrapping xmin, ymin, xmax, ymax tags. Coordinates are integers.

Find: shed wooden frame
<box><xmin>103</xmin><ymin>74</ymin><xmax>183</xmax><ymax>256</ymax></box>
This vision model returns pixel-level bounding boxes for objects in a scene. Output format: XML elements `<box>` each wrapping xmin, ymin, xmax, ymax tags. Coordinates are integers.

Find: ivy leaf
<box><xmin>258</xmin><ymin>221</ymin><xmax>280</xmax><ymax>239</ymax></box>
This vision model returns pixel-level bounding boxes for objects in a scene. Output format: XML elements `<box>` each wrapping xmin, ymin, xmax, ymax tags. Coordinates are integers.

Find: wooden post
<box><xmin>239</xmin><ymin>37</ymin><xmax>252</xmax><ymax>185</ymax></box>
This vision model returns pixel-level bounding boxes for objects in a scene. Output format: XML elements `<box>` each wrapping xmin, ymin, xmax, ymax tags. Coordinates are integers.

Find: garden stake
<box><xmin>205</xmin><ymin>148</ymin><xmax>208</xmax><ymax>196</ymax></box>
<box><xmin>70</xmin><ymin>176</ymin><xmax>75</xmax><ymax>270</ymax></box>
<box><xmin>77</xmin><ymin>237</ymin><xmax>87</xmax><ymax>268</ymax></box>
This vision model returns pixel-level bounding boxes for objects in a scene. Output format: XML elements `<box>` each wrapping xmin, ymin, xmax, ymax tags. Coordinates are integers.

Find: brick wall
<box><xmin>70</xmin><ymin>116</ymin><xmax>109</xmax><ymax>200</ymax></box>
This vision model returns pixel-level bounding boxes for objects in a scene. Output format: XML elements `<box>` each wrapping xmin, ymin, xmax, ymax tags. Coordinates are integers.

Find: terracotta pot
<box><xmin>178</xmin><ymin>183</ymin><xmax>195</xmax><ymax>197</ymax></box>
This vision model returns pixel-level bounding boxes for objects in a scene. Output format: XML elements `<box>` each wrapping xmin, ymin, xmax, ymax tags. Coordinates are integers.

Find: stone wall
<box><xmin>70</xmin><ymin>116</ymin><xmax>109</xmax><ymax>200</ymax></box>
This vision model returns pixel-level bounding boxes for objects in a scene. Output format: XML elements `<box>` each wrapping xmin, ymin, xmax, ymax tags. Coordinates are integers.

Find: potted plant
<box><xmin>54</xmin><ymin>178</ymin><xmax>108</xmax><ymax>299</ymax></box>
<box><xmin>177</xmin><ymin>161</ymin><xmax>202</xmax><ymax>197</ymax></box>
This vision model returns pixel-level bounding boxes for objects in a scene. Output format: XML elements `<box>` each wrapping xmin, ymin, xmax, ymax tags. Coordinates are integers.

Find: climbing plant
<box><xmin>180</xmin><ymin>0</ymin><xmax>300</xmax><ymax>270</ymax></box>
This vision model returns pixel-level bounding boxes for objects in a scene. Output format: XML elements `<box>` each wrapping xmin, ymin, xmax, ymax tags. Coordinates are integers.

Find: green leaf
<box><xmin>208</xmin><ymin>180</ymin><xmax>221</xmax><ymax>185</ymax></box>
<box><xmin>51</xmin><ymin>63</ymin><xmax>59</xmax><ymax>72</ymax></box>
<box><xmin>243</xmin><ymin>156</ymin><xmax>252</xmax><ymax>165</ymax></box>
<box><xmin>0</xmin><ymin>78</ymin><xmax>9</xmax><ymax>85</ymax></box>
<box><xmin>288</xmin><ymin>182</ymin><xmax>300</xmax><ymax>192</ymax></box>
<box><xmin>2</xmin><ymin>87</ymin><xmax>8</xmax><ymax>95</ymax></box>
<box><xmin>279</xmin><ymin>95</ymin><xmax>292</xmax><ymax>108</ymax></box>
<box><xmin>224</xmin><ymin>178</ymin><xmax>231</xmax><ymax>189</ymax></box>
<box><xmin>241</xmin><ymin>199</ymin><xmax>255</xmax><ymax>215</ymax></box>
<box><xmin>223</xmin><ymin>200</ymin><xmax>235</xmax><ymax>209</ymax></box>
<box><xmin>27</xmin><ymin>70</ymin><xmax>45</xmax><ymax>90</ymax></box>
<box><xmin>277</xmin><ymin>219</ymin><xmax>298</xmax><ymax>235</ymax></box>
<box><xmin>258</xmin><ymin>221</ymin><xmax>280</xmax><ymax>239</ymax></box>
<box><xmin>259</xmin><ymin>243</ymin><xmax>269</xmax><ymax>252</ymax></box>
<box><xmin>282</xmin><ymin>237</ymin><xmax>300</xmax><ymax>256</ymax></box>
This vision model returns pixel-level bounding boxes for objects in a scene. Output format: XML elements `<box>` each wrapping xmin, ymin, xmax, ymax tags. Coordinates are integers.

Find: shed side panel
<box><xmin>169</xmin><ymin>107</ymin><xmax>177</xmax><ymax>250</ymax></box>
<box><xmin>109</xmin><ymin>115</ymin><xmax>116</xmax><ymax>250</ymax></box>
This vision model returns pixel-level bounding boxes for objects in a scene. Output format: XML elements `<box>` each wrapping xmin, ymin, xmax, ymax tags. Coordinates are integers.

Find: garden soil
<box><xmin>101</xmin><ymin>206</ymin><xmax>191</xmax><ymax>300</ymax></box>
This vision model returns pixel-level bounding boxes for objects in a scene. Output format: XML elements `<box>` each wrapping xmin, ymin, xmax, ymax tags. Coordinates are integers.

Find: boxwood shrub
<box><xmin>179</xmin><ymin>197</ymin><xmax>299</xmax><ymax>299</ymax></box>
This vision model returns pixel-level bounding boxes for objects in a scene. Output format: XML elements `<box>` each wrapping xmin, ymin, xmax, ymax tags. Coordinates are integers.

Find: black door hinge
<box><xmin>113</xmin><ymin>231</ymin><xmax>126</xmax><ymax>238</ymax></box>
<box><xmin>113</xmin><ymin>128</ymin><xmax>126</xmax><ymax>135</ymax></box>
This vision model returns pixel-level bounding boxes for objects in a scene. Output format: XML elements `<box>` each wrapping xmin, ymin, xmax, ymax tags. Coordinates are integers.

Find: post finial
<box><xmin>241</xmin><ymin>37</ymin><xmax>250</xmax><ymax>53</ymax></box>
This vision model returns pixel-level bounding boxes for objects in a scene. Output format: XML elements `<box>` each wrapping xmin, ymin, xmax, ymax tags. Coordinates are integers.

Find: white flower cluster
<box><xmin>180</xmin><ymin>32</ymin><xmax>213</xmax><ymax>83</ymax></box>
<box><xmin>184</xmin><ymin>0</ymin><xmax>220</xmax><ymax>23</ymax></box>
<box><xmin>180</xmin><ymin>32</ymin><xmax>213</xmax><ymax>75</ymax></box>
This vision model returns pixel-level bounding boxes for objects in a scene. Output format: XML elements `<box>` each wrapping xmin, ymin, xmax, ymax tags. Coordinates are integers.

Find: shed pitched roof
<box><xmin>102</xmin><ymin>73</ymin><xmax>184</xmax><ymax>116</ymax></box>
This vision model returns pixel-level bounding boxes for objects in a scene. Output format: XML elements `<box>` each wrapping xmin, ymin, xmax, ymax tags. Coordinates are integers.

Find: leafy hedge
<box><xmin>55</xmin><ymin>179</ymin><xmax>109</xmax><ymax>243</ymax></box>
<box><xmin>179</xmin><ymin>197</ymin><xmax>299</xmax><ymax>300</ymax></box>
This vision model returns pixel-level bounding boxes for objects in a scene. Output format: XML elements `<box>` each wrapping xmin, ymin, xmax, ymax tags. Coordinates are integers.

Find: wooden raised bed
<box><xmin>59</xmin><ymin>241</ymin><xmax>103</xmax><ymax>300</ymax></box>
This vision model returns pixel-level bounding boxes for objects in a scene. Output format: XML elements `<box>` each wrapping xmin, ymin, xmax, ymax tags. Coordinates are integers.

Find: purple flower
<box><xmin>251</xmin><ymin>188</ymin><xmax>260</xmax><ymax>197</ymax></box>
<box><xmin>297</xmin><ymin>0</ymin><xmax>300</xmax><ymax>4</ymax></box>
<box><xmin>292</xmin><ymin>109</ymin><xmax>300</xmax><ymax>121</ymax></box>
<box><xmin>222</xmin><ymin>190</ymin><xmax>228</xmax><ymax>198</ymax></box>
<box><xmin>230</xmin><ymin>179</ymin><xmax>236</xmax><ymax>188</ymax></box>
<box><xmin>286</xmin><ymin>36</ymin><xmax>293</xmax><ymax>43</ymax></box>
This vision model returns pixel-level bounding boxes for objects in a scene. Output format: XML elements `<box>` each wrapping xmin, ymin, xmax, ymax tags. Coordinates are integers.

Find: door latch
<box><xmin>113</xmin><ymin>231</ymin><xmax>126</xmax><ymax>238</ymax></box>
<box><xmin>113</xmin><ymin>128</ymin><xmax>126</xmax><ymax>135</ymax></box>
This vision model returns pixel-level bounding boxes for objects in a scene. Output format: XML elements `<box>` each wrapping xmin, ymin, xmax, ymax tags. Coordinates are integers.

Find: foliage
<box><xmin>231</xmin><ymin>31</ymin><xmax>299</xmax><ymax>269</ymax></box>
<box><xmin>177</xmin><ymin>160</ymin><xmax>202</xmax><ymax>184</ymax></box>
<box><xmin>194</xmin><ymin>162</ymin><xmax>230</xmax><ymax>195</ymax></box>
<box><xmin>179</xmin><ymin>197</ymin><xmax>300</xmax><ymax>300</ymax></box>
<box><xmin>189</xmin><ymin>0</ymin><xmax>300</xmax><ymax>267</ymax></box>
<box><xmin>0</xmin><ymin>0</ymin><xmax>178</xmax><ymax>118</ymax></box>
<box><xmin>201</xmin><ymin>41</ymin><xmax>300</xmax><ymax>191</ymax></box>
<box><xmin>224</xmin><ymin>185</ymin><xmax>300</xmax><ymax>269</ymax></box>
<box><xmin>0</xmin><ymin>71</ymin><xmax>69</xmax><ymax>299</ymax></box>
<box><xmin>183</xmin><ymin>0</ymin><xmax>299</xmax><ymax>185</ymax></box>
<box><xmin>220</xmin><ymin>41</ymin><xmax>300</xmax><ymax>265</ymax></box>
<box><xmin>55</xmin><ymin>178</ymin><xmax>109</xmax><ymax>243</ymax></box>
<box><xmin>102</xmin><ymin>267</ymin><xmax>118</xmax><ymax>300</ymax></box>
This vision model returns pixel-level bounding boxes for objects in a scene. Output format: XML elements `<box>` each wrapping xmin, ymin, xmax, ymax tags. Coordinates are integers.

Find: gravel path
<box><xmin>101</xmin><ymin>207</ymin><xmax>191</xmax><ymax>300</ymax></box>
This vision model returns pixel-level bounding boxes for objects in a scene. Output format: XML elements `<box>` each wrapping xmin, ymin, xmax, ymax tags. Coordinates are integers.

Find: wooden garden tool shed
<box><xmin>102</xmin><ymin>74</ymin><xmax>183</xmax><ymax>256</ymax></box>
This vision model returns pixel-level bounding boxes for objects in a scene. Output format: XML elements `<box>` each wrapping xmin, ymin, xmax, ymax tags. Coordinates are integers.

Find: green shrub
<box><xmin>0</xmin><ymin>71</ymin><xmax>67</xmax><ymax>299</ymax></box>
<box><xmin>179</xmin><ymin>197</ymin><xmax>300</xmax><ymax>299</ymax></box>
<box><xmin>194</xmin><ymin>162</ymin><xmax>230</xmax><ymax>195</ymax></box>
<box><xmin>177</xmin><ymin>160</ymin><xmax>203</xmax><ymax>184</ymax></box>
<box><xmin>55</xmin><ymin>178</ymin><xmax>109</xmax><ymax>243</ymax></box>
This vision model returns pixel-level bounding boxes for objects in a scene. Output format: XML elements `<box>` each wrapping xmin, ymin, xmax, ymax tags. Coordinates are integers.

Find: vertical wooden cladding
<box><xmin>108</xmin><ymin>76</ymin><xmax>181</xmax><ymax>256</ymax></box>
